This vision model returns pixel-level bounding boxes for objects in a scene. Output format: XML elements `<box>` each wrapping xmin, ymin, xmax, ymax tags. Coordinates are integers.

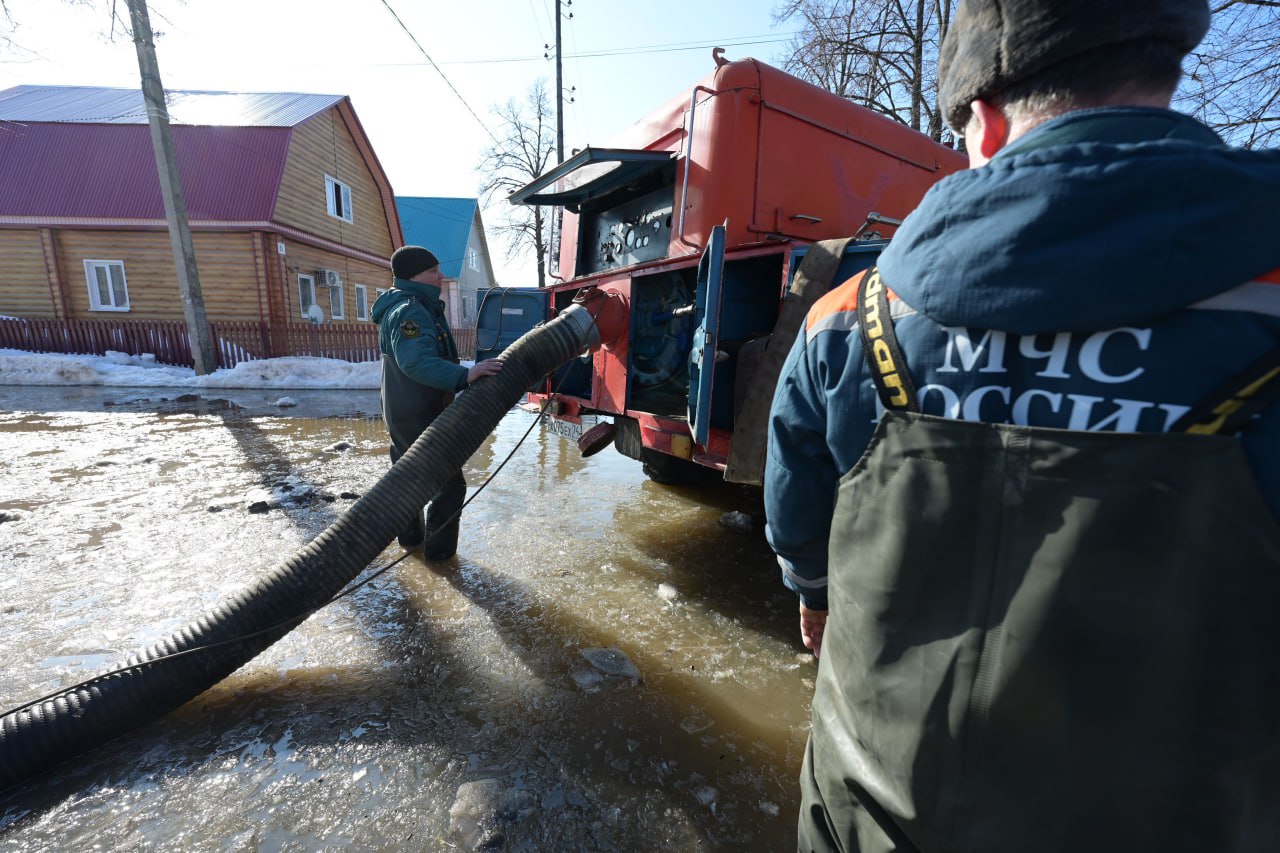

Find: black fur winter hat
<box><xmin>391</xmin><ymin>245</ymin><xmax>440</xmax><ymax>279</ymax></box>
<box><xmin>938</xmin><ymin>0</ymin><xmax>1210</xmax><ymax>132</ymax></box>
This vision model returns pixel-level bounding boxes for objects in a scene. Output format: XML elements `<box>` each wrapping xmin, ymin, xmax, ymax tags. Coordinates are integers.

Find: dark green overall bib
<box><xmin>380</xmin><ymin>293</ymin><xmax>466</xmax><ymax>556</ymax></box>
<box><xmin>799</xmin><ymin>270</ymin><xmax>1280</xmax><ymax>852</ymax></box>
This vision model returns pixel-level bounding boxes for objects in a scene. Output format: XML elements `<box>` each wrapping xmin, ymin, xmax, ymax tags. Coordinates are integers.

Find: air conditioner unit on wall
<box><xmin>319</xmin><ymin>269</ymin><xmax>342</xmax><ymax>288</ymax></box>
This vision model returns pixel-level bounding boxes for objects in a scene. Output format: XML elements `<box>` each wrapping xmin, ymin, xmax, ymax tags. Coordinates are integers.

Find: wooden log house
<box><xmin>0</xmin><ymin>85</ymin><xmax>405</xmax><ymax>366</ymax></box>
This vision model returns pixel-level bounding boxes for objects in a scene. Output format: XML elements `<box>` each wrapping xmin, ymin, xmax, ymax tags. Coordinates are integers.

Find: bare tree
<box><xmin>1180</xmin><ymin>0</ymin><xmax>1280</xmax><ymax>148</ymax></box>
<box><xmin>477</xmin><ymin>80</ymin><xmax>557</xmax><ymax>288</ymax></box>
<box><xmin>2</xmin><ymin>1</ymin><xmax>153</xmax><ymax>58</ymax></box>
<box><xmin>778</xmin><ymin>0</ymin><xmax>1279</xmax><ymax>149</ymax></box>
<box><xmin>774</xmin><ymin>0</ymin><xmax>954</xmax><ymax>142</ymax></box>
<box><xmin>0</xmin><ymin>0</ymin><xmax>41</xmax><ymax>56</ymax></box>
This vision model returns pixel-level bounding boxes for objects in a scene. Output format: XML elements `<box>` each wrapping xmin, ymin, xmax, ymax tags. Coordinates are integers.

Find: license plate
<box><xmin>544</xmin><ymin>417</ymin><xmax>584</xmax><ymax>442</ymax></box>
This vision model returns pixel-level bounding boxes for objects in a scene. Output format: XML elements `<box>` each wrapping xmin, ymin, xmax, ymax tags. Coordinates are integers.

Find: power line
<box><xmin>374</xmin><ymin>33</ymin><xmax>800</xmax><ymax>67</ymax></box>
<box><xmin>525</xmin><ymin>0</ymin><xmax>548</xmax><ymax>44</ymax></box>
<box><xmin>377</xmin><ymin>0</ymin><xmax>498</xmax><ymax>144</ymax></box>
<box><xmin>424</xmin><ymin>34</ymin><xmax>793</xmax><ymax>65</ymax></box>
<box><xmin>575</xmin><ymin>31</ymin><xmax>798</xmax><ymax>56</ymax></box>
<box><xmin>534</xmin><ymin>0</ymin><xmax>556</xmax><ymax>39</ymax></box>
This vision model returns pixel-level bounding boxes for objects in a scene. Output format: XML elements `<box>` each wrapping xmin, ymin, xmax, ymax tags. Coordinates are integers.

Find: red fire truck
<box><xmin>483</xmin><ymin>56</ymin><xmax>966</xmax><ymax>484</ymax></box>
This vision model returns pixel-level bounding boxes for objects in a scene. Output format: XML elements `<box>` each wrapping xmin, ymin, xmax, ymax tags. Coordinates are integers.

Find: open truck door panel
<box><xmin>508</xmin><ymin>57</ymin><xmax>966</xmax><ymax>484</ymax></box>
<box><xmin>689</xmin><ymin>223</ymin><xmax>726</xmax><ymax>449</ymax></box>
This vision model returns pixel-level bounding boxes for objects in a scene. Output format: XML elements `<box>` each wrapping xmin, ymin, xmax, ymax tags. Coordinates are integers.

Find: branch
<box><xmin>1213</xmin><ymin>0</ymin><xmax>1280</xmax><ymax>11</ymax></box>
<box><xmin>1213</xmin><ymin>115</ymin><xmax>1280</xmax><ymax>128</ymax></box>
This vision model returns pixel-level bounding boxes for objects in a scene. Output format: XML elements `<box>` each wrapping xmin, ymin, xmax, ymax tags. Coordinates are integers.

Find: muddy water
<box><xmin>0</xmin><ymin>386</ymin><xmax>815</xmax><ymax>851</ymax></box>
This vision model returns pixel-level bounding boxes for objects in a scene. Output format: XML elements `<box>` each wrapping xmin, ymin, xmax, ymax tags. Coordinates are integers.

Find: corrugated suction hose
<box><xmin>0</xmin><ymin>303</ymin><xmax>601</xmax><ymax>790</ymax></box>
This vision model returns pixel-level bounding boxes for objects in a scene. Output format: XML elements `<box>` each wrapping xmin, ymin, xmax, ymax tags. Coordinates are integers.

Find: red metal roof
<box><xmin>0</xmin><ymin>122</ymin><xmax>290</xmax><ymax>220</ymax></box>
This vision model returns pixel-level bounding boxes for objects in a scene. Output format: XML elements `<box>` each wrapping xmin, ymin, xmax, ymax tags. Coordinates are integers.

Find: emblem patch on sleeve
<box><xmin>401</xmin><ymin>319</ymin><xmax>420</xmax><ymax>338</ymax></box>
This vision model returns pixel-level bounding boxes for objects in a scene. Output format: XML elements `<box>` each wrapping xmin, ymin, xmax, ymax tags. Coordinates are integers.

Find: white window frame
<box><xmin>324</xmin><ymin>174</ymin><xmax>353</xmax><ymax>223</ymax></box>
<box><xmin>461</xmin><ymin>295</ymin><xmax>472</xmax><ymax>323</ymax></box>
<box><xmin>354</xmin><ymin>284</ymin><xmax>369</xmax><ymax>321</ymax></box>
<box><xmin>375</xmin><ymin>287</ymin><xmax>388</xmax><ymax>300</ymax></box>
<box><xmin>84</xmin><ymin>259</ymin><xmax>130</xmax><ymax>312</ymax></box>
<box><xmin>328</xmin><ymin>281</ymin><xmax>345</xmax><ymax>320</ymax></box>
<box><xmin>468</xmin><ymin>248</ymin><xmax>479</xmax><ymax>271</ymax></box>
<box><xmin>298</xmin><ymin>273</ymin><xmax>317</xmax><ymax>319</ymax></box>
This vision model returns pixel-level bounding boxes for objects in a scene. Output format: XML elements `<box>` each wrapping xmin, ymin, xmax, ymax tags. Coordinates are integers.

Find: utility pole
<box><xmin>555</xmin><ymin>0</ymin><xmax>565</xmax><ymax>163</ymax></box>
<box><xmin>545</xmin><ymin>0</ymin><xmax>572</xmax><ymax>161</ymax></box>
<box><xmin>126</xmin><ymin>0</ymin><xmax>216</xmax><ymax>375</ymax></box>
<box><xmin>547</xmin><ymin>0</ymin><xmax>573</xmax><ymax>287</ymax></box>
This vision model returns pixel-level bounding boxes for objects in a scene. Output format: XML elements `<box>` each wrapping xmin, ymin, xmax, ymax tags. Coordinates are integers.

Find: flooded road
<box><xmin>0</xmin><ymin>385</ymin><xmax>815</xmax><ymax>851</ymax></box>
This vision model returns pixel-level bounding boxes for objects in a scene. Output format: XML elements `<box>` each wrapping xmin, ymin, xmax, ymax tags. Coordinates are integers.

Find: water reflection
<box><xmin>0</xmin><ymin>386</ymin><xmax>812</xmax><ymax>851</ymax></box>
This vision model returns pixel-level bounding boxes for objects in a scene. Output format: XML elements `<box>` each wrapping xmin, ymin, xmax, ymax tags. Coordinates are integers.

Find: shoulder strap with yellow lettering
<box><xmin>856</xmin><ymin>267</ymin><xmax>920</xmax><ymax>413</ymax></box>
<box><xmin>1171</xmin><ymin>346</ymin><xmax>1280</xmax><ymax>436</ymax></box>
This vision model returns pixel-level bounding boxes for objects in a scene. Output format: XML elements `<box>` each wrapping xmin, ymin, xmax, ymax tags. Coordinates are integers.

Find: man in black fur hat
<box><xmin>765</xmin><ymin>1</ymin><xmax>1280</xmax><ymax>850</ymax></box>
<box><xmin>371</xmin><ymin>245</ymin><xmax>502</xmax><ymax>559</ymax></box>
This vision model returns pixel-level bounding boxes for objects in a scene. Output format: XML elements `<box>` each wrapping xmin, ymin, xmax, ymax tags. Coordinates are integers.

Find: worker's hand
<box><xmin>800</xmin><ymin>604</ymin><xmax>828</xmax><ymax>659</ymax></box>
<box><xmin>466</xmin><ymin>359</ymin><xmax>503</xmax><ymax>385</ymax></box>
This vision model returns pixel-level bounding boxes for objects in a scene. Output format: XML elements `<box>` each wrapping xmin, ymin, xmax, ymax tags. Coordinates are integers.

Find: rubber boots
<box><xmin>423</xmin><ymin>516</ymin><xmax>460</xmax><ymax>561</ymax></box>
<box><xmin>397</xmin><ymin>512</ymin><xmax>426</xmax><ymax>550</ymax></box>
<box><xmin>423</xmin><ymin>471</ymin><xmax>466</xmax><ymax>560</ymax></box>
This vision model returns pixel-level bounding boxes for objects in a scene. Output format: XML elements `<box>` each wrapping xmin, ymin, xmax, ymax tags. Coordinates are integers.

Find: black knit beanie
<box><xmin>391</xmin><ymin>245</ymin><xmax>440</xmax><ymax>279</ymax></box>
<box><xmin>938</xmin><ymin>0</ymin><xmax>1210</xmax><ymax>132</ymax></box>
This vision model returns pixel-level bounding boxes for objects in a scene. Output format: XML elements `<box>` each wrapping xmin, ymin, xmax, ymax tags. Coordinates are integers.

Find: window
<box><xmin>461</xmin><ymin>295</ymin><xmax>473</xmax><ymax>323</ymax></box>
<box><xmin>354</xmin><ymin>284</ymin><xmax>369</xmax><ymax>321</ymax></box>
<box><xmin>298</xmin><ymin>273</ymin><xmax>317</xmax><ymax>319</ymax></box>
<box><xmin>84</xmin><ymin>260</ymin><xmax>130</xmax><ymax>311</ymax></box>
<box><xmin>328</xmin><ymin>281</ymin><xmax>345</xmax><ymax>320</ymax></box>
<box><xmin>325</xmin><ymin>175</ymin><xmax>353</xmax><ymax>223</ymax></box>
<box><xmin>375</xmin><ymin>288</ymin><xmax>388</xmax><ymax>300</ymax></box>
<box><xmin>467</xmin><ymin>248</ymin><xmax>479</xmax><ymax>271</ymax></box>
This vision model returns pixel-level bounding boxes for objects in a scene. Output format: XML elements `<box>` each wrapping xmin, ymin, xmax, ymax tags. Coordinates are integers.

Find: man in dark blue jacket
<box><xmin>766</xmin><ymin>1</ymin><xmax>1280</xmax><ymax>849</ymax></box>
<box><xmin>371</xmin><ymin>246</ymin><xmax>501</xmax><ymax>558</ymax></box>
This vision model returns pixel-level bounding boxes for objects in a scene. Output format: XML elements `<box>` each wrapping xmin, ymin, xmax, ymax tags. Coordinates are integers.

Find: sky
<box><xmin>0</xmin><ymin>0</ymin><xmax>796</xmax><ymax>286</ymax></box>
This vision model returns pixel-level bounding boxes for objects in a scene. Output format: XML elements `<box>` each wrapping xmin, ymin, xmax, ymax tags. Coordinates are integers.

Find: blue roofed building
<box><xmin>394</xmin><ymin>196</ymin><xmax>496</xmax><ymax>330</ymax></box>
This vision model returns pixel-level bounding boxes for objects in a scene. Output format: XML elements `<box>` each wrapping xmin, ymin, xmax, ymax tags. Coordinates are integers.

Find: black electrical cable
<box><xmin>0</xmin><ymin>306</ymin><xmax>596</xmax><ymax>726</ymax></box>
<box><xmin>2</xmin><ymin>298</ymin><xmax>608</xmax><ymax>792</ymax></box>
<box><xmin>475</xmin><ymin>286</ymin><xmax>512</xmax><ymax>353</ymax></box>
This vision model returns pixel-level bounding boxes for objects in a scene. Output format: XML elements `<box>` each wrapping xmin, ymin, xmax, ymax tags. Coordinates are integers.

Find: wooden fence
<box><xmin>0</xmin><ymin>316</ymin><xmax>196</xmax><ymax>366</ymax></box>
<box><xmin>453</xmin><ymin>327</ymin><xmax>477</xmax><ymax>362</ymax></box>
<box><xmin>0</xmin><ymin>317</ymin><xmax>478</xmax><ymax>369</ymax></box>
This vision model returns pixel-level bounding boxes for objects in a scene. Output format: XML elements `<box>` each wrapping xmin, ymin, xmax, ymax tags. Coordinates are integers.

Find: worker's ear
<box><xmin>965</xmin><ymin>99</ymin><xmax>1011</xmax><ymax>167</ymax></box>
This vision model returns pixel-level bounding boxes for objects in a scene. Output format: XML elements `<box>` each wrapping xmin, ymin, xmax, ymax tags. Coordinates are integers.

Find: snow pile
<box><xmin>103</xmin><ymin>350</ymin><xmax>156</xmax><ymax>366</ymax></box>
<box><xmin>0</xmin><ymin>351</ymin><xmax>115</xmax><ymax>386</ymax></box>
<box><xmin>0</xmin><ymin>348</ymin><xmax>383</xmax><ymax>390</ymax></box>
<box><xmin>203</xmin><ymin>357</ymin><xmax>380</xmax><ymax>390</ymax></box>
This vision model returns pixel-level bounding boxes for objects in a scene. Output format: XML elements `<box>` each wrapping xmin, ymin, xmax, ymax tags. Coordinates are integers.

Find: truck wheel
<box><xmin>640</xmin><ymin>449</ymin><xmax>720</xmax><ymax>485</ymax></box>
